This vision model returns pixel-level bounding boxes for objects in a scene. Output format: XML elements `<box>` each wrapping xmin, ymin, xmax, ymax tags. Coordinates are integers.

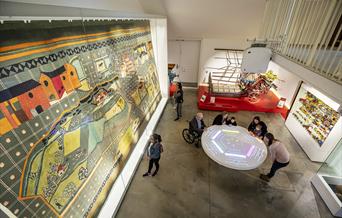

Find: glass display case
<box><xmin>312</xmin><ymin>139</ymin><xmax>342</xmax><ymax>217</ymax></box>
<box><xmin>291</xmin><ymin>87</ymin><xmax>340</xmax><ymax>146</ymax></box>
<box><xmin>285</xmin><ymin>83</ymin><xmax>342</xmax><ymax>162</ymax></box>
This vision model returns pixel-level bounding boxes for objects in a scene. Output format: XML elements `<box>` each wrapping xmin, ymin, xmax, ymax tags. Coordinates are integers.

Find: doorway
<box><xmin>168</xmin><ymin>40</ymin><xmax>201</xmax><ymax>86</ymax></box>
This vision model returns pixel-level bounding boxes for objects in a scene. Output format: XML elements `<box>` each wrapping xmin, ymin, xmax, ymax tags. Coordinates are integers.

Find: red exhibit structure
<box><xmin>197</xmin><ymin>85</ymin><xmax>289</xmax><ymax>119</ymax></box>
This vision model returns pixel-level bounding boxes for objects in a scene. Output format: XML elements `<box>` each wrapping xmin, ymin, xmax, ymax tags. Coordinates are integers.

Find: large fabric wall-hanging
<box><xmin>0</xmin><ymin>20</ymin><xmax>161</xmax><ymax>217</ymax></box>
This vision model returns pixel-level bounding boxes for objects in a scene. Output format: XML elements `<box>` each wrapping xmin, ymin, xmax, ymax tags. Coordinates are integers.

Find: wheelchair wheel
<box><xmin>182</xmin><ymin>129</ymin><xmax>195</xmax><ymax>144</ymax></box>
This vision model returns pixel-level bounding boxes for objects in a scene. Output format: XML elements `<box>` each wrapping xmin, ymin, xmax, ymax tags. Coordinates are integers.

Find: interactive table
<box><xmin>201</xmin><ymin>125</ymin><xmax>267</xmax><ymax>170</ymax></box>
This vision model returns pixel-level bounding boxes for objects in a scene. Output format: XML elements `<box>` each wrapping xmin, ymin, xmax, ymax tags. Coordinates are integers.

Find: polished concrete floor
<box><xmin>116</xmin><ymin>89</ymin><xmax>334</xmax><ymax>218</ymax></box>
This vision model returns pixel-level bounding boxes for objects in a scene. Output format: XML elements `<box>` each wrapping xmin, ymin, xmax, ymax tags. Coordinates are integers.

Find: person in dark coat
<box><xmin>248</xmin><ymin>116</ymin><xmax>267</xmax><ymax>138</ymax></box>
<box><xmin>252</xmin><ymin>123</ymin><xmax>267</xmax><ymax>138</ymax></box>
<box><xmin>212</xmin><ymin>112</ymin><xmax>229</xmax><ymax>125</ymax></box>
<box><xmin>174</xmin><ymin>82</ymin><xmax>183</xmax><ymax>121</ymax></box>
<box><xmin>189</xmin><ymin>113</ymin><xmax>206</xmax><ymax>147</ymax></box>
<box><xmin>190</xmin><ymin>112</ymin><xmax>206</xmax><ymax>136</ymax></box>
<box><xmin>143</xmin><ymin>134</ymin><xmax>163</xmax><ymax>177</ymax></box>
<box><xmin>226</xmin><ymin>116</ymin><xmax>237</xmax><ymax>126</ymax></box>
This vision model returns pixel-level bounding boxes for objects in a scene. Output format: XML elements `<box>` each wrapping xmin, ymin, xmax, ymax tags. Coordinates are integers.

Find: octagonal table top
<box><xmin>201</xmin><ymin>125</ymin><xmax>267</xmax><ymax>170</ymax></box>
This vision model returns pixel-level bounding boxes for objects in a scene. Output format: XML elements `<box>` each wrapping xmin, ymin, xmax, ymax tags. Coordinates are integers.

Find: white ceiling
<box><xmin>139</xmin><ymin>0</ymin><xmax>266</xmax><ymax>40</ymax></box>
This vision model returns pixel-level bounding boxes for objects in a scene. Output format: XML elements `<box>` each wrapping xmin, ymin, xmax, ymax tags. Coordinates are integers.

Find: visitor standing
<box><xmin>260</xmin><ymin>133</ymin><xmax>290</xmax><ymax>182</ymax></box>
<box><xmin>143</xmin><ymin>134</ymin><xmax>163</xmax><ymax>177</ymax></box>
<box><xmin>174</xmin><ymin>82</ymin><xmax>183</xmax><ymax>121</ymax></box>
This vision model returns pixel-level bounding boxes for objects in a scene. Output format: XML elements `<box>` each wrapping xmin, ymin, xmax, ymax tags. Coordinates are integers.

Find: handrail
<box><xmin>259</xmin><ymin>0</ymin><xmax>342</xmax><ymax>85</ymax></box>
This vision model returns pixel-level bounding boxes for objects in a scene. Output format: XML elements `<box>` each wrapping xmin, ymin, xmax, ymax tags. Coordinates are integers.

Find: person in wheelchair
<box><xmin>189</xmin><ymin>112</ymin><xmax>206</xmax><ymax>147</ymax></box>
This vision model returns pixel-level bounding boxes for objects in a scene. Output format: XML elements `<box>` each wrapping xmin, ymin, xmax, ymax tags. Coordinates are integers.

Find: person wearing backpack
<box><xmin>143</xmin><ymin>134</ymin><xmax>163</xmax><ymax>177</ymax></box>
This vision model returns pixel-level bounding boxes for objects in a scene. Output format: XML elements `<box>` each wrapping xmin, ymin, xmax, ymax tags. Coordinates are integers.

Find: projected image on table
<box><xmin>202</xmin><ymin>125</ymin><xmax>267</xmax><ymax>170</ymax></box>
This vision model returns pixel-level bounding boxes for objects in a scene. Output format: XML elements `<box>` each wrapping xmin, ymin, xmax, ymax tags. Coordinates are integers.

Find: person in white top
<box><xmin>260</xmin><ymin>132</ymin><xmax>290</xmax><ymax>182</ymax></box>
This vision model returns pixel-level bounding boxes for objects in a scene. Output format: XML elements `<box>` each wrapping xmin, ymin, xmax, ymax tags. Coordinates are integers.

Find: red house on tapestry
<box><xmin>0</xmin><ymin>79</ymin><xmax>51</xmax><ymax>134</ymax></box>
<box><xmin>39</xmin><ymin>64</ymin><xmax>81</xmax><ymax>101</ymax></box>
<box><xmin>40</xmin><ymin>67</ymin><xmax>65</xmax><ymax>101</ymax></box>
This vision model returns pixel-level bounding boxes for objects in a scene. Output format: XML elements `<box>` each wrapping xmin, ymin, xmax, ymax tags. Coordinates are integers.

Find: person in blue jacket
<box><xmin>143</xmin><ymin>134</ymin><xmax>164</xmax><ymax>177</ymax></box>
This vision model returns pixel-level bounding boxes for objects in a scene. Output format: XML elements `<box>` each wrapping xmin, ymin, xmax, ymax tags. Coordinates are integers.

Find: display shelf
<box><xmin>285</xmin><ymin>83</ymin><xmax>342</xmax><ymax>162</ymax></box>
<box><xmin>291</xmin><ymin>90</ymin><xmax>340</xmax><ymax>146</ymax></box>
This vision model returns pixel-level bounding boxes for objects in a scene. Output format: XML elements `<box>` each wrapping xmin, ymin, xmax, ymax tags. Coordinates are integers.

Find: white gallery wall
<box><xmin>267</xmin><ymin>61</ymin><xmax>302</xmax><ymax>108</ymax></box>
<box><xmin>164</xmin><ymin>0</ymin><xmax>265</xmax><ymax>40</ymax></box>
<box><xmin>273</xmin><ymin>55</ymin><xmax>342</xmax><ymax>104</ymax></box>
<box><xmin>168</xmin><ymin>40</ymin><xmax>201</xmax><ymax>84</ymax></box>
<box><xmin>198</xmin><ymin>38</ymin><xmax>250</xmax><ymax>85</ymax></box>
<box><xmin>161</xmin><ymin>0</ymin><xmax>266</xmax><ymax>87</ymax></box>
<box><xmin>169</xmin><ymin>37</ymin><xmax>256</xmax><ymax>87</ymax></box>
